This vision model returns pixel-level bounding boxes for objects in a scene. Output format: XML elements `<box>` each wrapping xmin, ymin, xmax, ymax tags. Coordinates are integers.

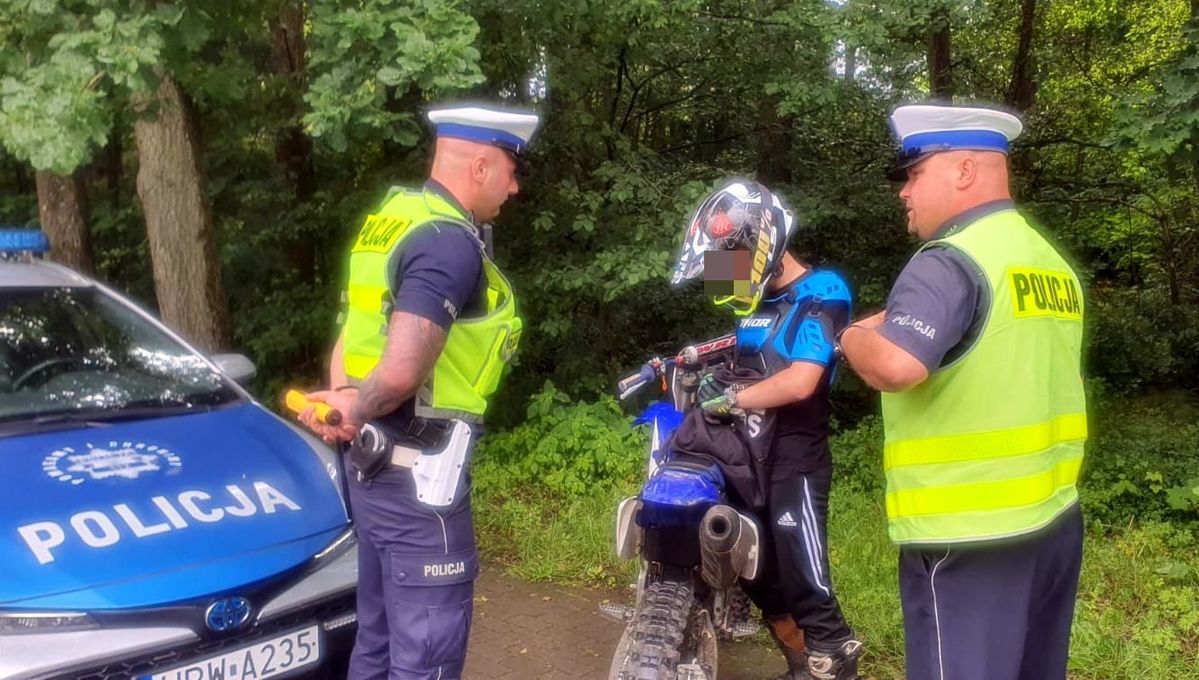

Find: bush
<box><xmin>470</xmin><ymin>390</ymin><xmax>1199</xmax><ymax>679</ymax></box>
<box><xmin>829</xmin><ymin>392</ymin><xmax>1199</xmax><ymax>530</ymax></box>
<box><xmin>473</xmin><ymin>382</ymin><xmax>647</xmax><ymax>498</ymax></box>
<box><xmin>1072</xmin><ymin>521</ymin><xmax>1199</xmax><ymax>679</ymax></box>
<box><xmin>1080</xmin><ymin>393</ymin><xmax>1199</xmax><ymax>528</ymax></box>
<box><xmin>1086</xmin><ymin>287</ymin><xmax>1199</xmax><ymax>394</ymax></box>
<box><xmin>829</xmin><ymin>414</ymin><xmax>885</xmax><ymax>494</ymax></box>
<box><xmin>471</xmin><ymin>382</ymin><xmax>649</xmax><ymax>583</ymax></box>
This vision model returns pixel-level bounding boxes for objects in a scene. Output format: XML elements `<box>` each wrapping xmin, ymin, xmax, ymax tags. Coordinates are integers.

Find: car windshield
<box><xmin>0</xmin><ymin>286</ymin><xmax>240</xmax><ymax>424</ymax></box>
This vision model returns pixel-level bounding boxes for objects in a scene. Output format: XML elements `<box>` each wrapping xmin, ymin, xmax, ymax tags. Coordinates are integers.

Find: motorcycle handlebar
<box><xmin>616</xmin><ymin>365</ymin><xmax>655</xmax><ymax>400</ymax></box>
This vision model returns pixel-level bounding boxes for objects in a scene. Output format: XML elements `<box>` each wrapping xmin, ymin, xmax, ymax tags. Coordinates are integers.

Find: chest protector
<box><xmin>880</xmin><ymin>209</ymin><xmax>1087</xmax><ymax>545</ymax></box>
<box><xmin>735</xmin><ymin>270</ymin><xmax>851</xmax><ymax>375</ymax></box>
<box><xmin>340</xmin><ymin>188</ymin><xmax>522</xmax><ymax>422</ymax></box>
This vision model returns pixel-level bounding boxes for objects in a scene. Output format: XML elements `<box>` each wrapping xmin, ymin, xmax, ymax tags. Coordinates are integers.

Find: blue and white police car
<box><xmin>0</xmin><ymin>231</ymin><xmax>356</xmax><ymax>679</ymax></box>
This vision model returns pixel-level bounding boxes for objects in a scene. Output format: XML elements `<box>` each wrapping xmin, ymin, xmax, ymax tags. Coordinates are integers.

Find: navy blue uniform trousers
<box><xmin>346</xmin><ymin>459</ymin><xmax>478</xmax><ymax>680</ymax></box>
<box><xmin>899</xmin><ymin>504</ymin><xmax>1083</xmax><ymax>680</ymax></box>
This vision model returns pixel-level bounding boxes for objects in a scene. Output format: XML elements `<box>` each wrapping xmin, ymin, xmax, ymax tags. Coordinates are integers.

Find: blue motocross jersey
<box><xmin>735</xmin><ymin>268</ymin><xmax>852</xmax><ymax>474</ymax></box>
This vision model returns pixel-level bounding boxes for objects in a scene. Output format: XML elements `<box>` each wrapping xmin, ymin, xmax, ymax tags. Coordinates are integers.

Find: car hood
<box><xmin>0</xmin><ymin>402</ymin><xmax>348</xmax><ymax>609</ymax></box>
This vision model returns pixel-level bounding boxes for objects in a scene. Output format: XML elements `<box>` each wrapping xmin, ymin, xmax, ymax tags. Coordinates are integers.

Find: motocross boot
<box><xmin>804</xmin><ymin>636</ymin><xmax>864</xmax><ymax>680</ymax></box>
<box><xmin>764</xmin><ymin>613</ymin><xmax>810</xmax><ymax>680</ymax></box>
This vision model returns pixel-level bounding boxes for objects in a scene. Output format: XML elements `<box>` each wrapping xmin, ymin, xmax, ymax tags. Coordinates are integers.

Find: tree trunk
<box><xmin>845</xmin><ymin>43</ymin><xmax>857</xmax><ymax>83</ymax></box>
<box><xmin>96</xmin><ymin>90</ymin><xmax>124</xmax><ymax>212</ymax></box>
<box><xmin>13</xmin><ymin>158</ymin><xmax>31</xmax><ymax>195</ymax></box>
<box><xmin>272</xmin><ymin>0</ymin><xmax>316</xmax><ymax>202</ymax></box>
<box><xmin>133</xmin><ymin>74</ymin><xmax>232</xmax><ymax>353</ymax></box>
<box><xmin>1190</xmin><ymin>0</ymin><xmax>1199</xmax><ymax>199</ymax></box>
<box><xmin>272</xmin><ymin>0</ymin><xmax>317</xmax><ymax>281</ymax></box>
<box><xmin>1191</xmin><ymin>127</ymin><xmax>1199</xmax><ymax>203</ymax></box>
<box><xmin>1005</xmin><ymin>0</ymin><xmax>1039</xmax><ymax>111</ymax></box>
<box><xmin>755</xmin><ymin>97</ymin><xmax>793</xmax><ymax>185</ymax></box>
<box><xmin>35</xmin><ymin>169</ymin><xmax>93</xmax><ymax>273</ymax></box>
<box><xmin>927</xmin><ymin>6</ymin><xmax>953</xmax><ymax>100</ymax></box>
<box><xmin>102</xmin><ymin>126</ymin><xmax>123</xmax><ymax>212</ymax></box>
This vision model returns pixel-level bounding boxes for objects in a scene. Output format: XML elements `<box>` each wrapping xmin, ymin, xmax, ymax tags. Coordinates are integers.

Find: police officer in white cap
<box><xmin>837</xmin><ymin>103</ymin><xmax>1088</xmax><ymax>680</ymax></box>
<box><xmin>298</xmin><ymin>104</ymin><xmax>540</xmax><ymax>679</ymax></box>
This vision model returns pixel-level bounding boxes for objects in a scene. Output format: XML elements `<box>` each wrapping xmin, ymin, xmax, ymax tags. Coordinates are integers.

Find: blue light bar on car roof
<box><xmin>0</xmin><ymin>229</ymin><xmax>51</xmax><ymax>254</ymax></box>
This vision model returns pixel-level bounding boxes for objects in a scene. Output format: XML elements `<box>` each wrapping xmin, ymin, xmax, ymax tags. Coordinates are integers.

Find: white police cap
<box><xmin>887</xmin><ymin>104</ymin><xmax>1023</xmax><ymax>179</ymax></box>
<box><xmin>426</xmin><ymin>105</ymin><xmax>541</xmax><ymax>157</ymax></box>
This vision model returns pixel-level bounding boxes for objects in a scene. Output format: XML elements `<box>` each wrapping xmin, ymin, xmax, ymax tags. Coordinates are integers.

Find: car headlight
<box><xmin>0</xmin><ymin>611</ymin><xmax>99</xmax><ymax>635</ymax></box>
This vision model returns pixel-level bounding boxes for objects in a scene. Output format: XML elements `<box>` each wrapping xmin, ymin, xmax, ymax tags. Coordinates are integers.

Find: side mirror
<box><xmin>212</xmin><ymin>353</ymin><xmax>257</xmax><ymax>385</ymax></box>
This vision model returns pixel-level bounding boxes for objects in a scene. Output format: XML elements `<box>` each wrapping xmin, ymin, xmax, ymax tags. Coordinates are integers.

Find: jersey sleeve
<box><xmin>777</xmin><ymin>270</ymin><xmax>853</xmax><ymax>366</ymax></box>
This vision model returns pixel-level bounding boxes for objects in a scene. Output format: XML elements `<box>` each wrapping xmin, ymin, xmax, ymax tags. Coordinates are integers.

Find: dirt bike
<box><xmin>602</xmin><ymin>334</ymin><xmax>765</xmax><ymax>680</ymax></box>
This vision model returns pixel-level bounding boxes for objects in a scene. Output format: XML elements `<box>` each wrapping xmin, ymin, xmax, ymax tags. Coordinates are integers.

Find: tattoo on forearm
<box><xmin>351</xmin><ymin>312</ymin><xmax>448</xmax><ymax>424</ymax></box>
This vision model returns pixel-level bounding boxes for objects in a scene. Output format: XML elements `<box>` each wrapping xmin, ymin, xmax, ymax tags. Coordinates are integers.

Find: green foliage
<box><xmin>303</xmin><ymin>0</ymin><xmax>485</xmax><ymax>152</ymax></box>
<box><xmin>828</xmin><ymin>414</ymin><xmax>886</xmax><ymax>489</ymax></box>
<box><xmin>1</xmin><ymin>0</ymin><xmax>1194</xmax><ymax>414</ymax></box>
<box><xmin>471</xmin><ymin>391</ymin><xmax>1199</xmax><ymax>678</ymax></box>
<box><xmin>473</xmin><ymin>383</ymin><xmax>646</xmax><ymax>498</ymax></box>
<box><xmin>0</xmin><ymin>1</ymin><xmax>212</xmax><ymax>172</ymax></box>
<box><xmin>1085</xmin><ymin>288</ymin><xmax>1199</xmax><ymax>393</ymax></box>
<box><xmin>1079</xmin><ymin>393</ymin><xmax>1199</xmax><ymax>527</ymax></box>
<box><xmin>1072</xmin><ymin>522</ymin><xmax>1199</xmax><ymax>678</ymax></box>
<box><xmin>1167</xmin><ymin>478</ymin><xmax>1199</xmax><ymax>515</ymax></box>
<box><xmin>471</xmin><ymin>382</ymin><xmax>648</xmax><ymax>584</ymax></box>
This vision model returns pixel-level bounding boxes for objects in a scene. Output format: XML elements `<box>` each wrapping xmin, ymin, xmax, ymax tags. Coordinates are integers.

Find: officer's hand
<box><xmin>856</xmin><ymin>310</ymin><xmax>886</xmax><ymax>329</ymax></box>
<box><xmin>300</xmin><ymin>390</ymin><xmax>361</xmax><ymax>444</ymax></box>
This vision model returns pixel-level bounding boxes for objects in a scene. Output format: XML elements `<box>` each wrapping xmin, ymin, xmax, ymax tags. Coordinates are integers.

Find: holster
<box><xmin>349</xmin><ymin>418</ymin><xmax>453</xmax><ymax>482</ymax></box>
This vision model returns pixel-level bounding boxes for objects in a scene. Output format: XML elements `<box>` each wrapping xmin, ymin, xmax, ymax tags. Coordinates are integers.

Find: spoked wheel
<box><xmin>608</xmin><ymin>574</ymin><xmax>696</xmax><ymax>680</ymax></box>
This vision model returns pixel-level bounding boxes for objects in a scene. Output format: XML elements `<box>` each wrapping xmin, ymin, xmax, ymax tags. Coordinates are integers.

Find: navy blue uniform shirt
<box><xmin>879</xmin><ymin>200</ymin><xmax>1013</xmax><ymax>370</ymax></box>
<box><xmin>373</xmin><ymin>180</ymin><xmax>487</xmax><ymax>437</ymax></box>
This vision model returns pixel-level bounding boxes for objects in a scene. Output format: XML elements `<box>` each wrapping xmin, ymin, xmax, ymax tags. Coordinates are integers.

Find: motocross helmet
<box><xmin>670</xmin><ymin>180</ymin><xmax>796</xmax><ymax>316</ymax></box>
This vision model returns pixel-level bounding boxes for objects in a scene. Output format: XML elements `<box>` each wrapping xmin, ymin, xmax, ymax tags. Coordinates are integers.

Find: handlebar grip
<box><xmin>617</xmin><ymin>373</ymin><xmax>649</xmax><ymax>397</ymax></box>
<box><xmin>284</xmin><ymin>389</ymin><xmax>343</xmax><ymax>426</ymax></box>
<box><xmin>617</xmin><ymin>364</ymin><xmax>659</xmax><ymax>399</ymax></box>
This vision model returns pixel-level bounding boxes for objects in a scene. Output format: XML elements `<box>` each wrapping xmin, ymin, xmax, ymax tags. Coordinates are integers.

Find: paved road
<box><xmin>464</xmin><ymin>565</ymin><xmax>782</xmax><ymax>679</ymax></box>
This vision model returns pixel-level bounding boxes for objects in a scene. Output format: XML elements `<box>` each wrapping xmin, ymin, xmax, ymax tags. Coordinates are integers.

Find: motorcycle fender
<box><xmin>615</xmin><ymin>496</ymin><xmax>642</xmax><ymax>560</ymax></box>
<box><xmin>736</xmin><ymin>511</ymin><xmax>762</xmax><ymax>580</ymax></box>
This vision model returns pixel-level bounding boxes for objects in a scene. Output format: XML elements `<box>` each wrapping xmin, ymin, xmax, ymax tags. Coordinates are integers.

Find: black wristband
<box><xmin>835</xmin><ymin>323</ymin><xmax>866</xmax><ymax>356</ymax></box>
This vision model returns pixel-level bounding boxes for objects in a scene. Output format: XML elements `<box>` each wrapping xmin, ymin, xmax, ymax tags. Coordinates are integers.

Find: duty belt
<box><xmin>389</xmin><ymin>443</ymin><xmax>422</xmax><ymax>468</ymax></box>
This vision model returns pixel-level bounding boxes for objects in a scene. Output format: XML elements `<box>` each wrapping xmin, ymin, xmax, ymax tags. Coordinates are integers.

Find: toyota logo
<box><xmin>205</xmin><ymin>596</ymin><xmax>252</xmax><ymax>633</ymax></box>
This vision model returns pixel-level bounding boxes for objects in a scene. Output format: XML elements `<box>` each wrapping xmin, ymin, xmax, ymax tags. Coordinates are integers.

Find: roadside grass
<box><xmin>472</xmin><ymin>392</ymin><xmax>1199</xmax><ymax>679</ymax></box>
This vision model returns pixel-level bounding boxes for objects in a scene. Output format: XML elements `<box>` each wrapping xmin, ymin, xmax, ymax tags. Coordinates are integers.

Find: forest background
<box><xmin>2</xmin><ymin>0</ymin><xmax>1198</xmax><ymax>676</ymax></box>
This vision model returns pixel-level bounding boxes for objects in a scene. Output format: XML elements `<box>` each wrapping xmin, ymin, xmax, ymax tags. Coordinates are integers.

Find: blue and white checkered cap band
<box><xmin>434</xmin><ymin>123</ymin><xmax>526</xmax><ymax>155</ymax></box>
<box><xmin>901</xmin><ymin>129</ymin><xmax>1010</xmax><ymax>155</ymax></box>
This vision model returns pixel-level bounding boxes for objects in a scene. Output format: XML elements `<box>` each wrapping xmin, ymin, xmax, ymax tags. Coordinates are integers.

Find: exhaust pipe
<box><xmin>699</xmin><ymin>505</ymin><xmax>750</xmax><ymax>589</ymax></box>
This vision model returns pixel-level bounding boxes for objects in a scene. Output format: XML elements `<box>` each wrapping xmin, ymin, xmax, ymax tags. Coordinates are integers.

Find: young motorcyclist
<box><xmin>671</xmin><ymin>180</ymin><xmax>863</xmax><ymax>680</ymax></box>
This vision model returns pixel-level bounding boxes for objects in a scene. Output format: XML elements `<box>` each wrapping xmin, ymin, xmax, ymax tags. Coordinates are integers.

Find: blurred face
<box><xmin>897</xmin><ymin>153</ymin><xmax>958</xmax><ymax>241</ymax></box>
<box><xmin>474</xmin><ymin>149</ymin><xmax>520</xmax><ymax>222</ymax></box>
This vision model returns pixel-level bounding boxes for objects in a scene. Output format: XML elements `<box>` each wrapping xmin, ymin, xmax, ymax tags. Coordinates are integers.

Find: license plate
<box><xmin>140</xmin><ymin>625</ymin><xmax>321</xmax><ymax>680</ymax></box>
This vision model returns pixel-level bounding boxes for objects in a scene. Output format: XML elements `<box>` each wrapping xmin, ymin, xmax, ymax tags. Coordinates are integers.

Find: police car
<box><xmin>0</xmin><ymin>231</ymin><xmax>356</xmax><ymax>679</ymax></box>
